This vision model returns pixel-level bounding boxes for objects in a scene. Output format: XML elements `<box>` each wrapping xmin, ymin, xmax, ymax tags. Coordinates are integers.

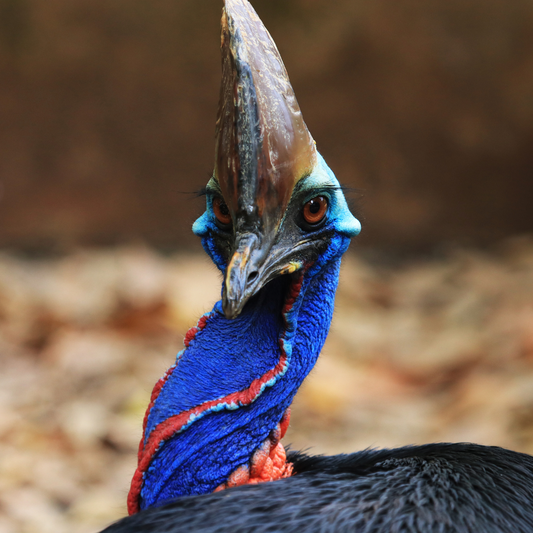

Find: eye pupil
<box><xmin>303</xmin><ymin>196</ymin><xmax>328</xmax><ymax>227</ymax></box>
<box><xmin>309</xmin><ymin>200</ymin><xmax>321</xmax><ymax>214</ymax></box>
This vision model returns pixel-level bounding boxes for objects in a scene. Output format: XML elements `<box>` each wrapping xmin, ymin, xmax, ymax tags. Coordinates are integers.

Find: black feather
<box><xmin>100</xmin><ymin>443</ymin><xmax>533</xmax><ymax>533</ymax></box>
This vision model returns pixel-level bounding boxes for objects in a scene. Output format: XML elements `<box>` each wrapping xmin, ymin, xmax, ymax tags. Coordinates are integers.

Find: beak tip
<box><xmin>223</xmin><ymin>308</ymin><xmax>240</xmax><ymax>320</ymax></box>
<box><xmin>222</xmin><ymin>294</ymin><xmax>241</xmax><ymax>320</ymax></box>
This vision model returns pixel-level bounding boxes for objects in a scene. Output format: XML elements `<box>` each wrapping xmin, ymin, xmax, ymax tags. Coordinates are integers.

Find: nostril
<box><xmin>247</xmin><ymin>271</ymin><xmax>258</xmax><ymax>284</ymax></box>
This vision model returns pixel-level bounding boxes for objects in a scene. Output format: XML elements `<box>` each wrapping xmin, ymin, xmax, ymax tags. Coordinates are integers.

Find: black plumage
<box><xmin>103</xmin><ymin>444</ymin><xmax>533</xmax><ymax>532</ymax></box>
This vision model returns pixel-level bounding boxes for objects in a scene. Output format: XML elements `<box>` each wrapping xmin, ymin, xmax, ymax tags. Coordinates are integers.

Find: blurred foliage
<box><xmin>0</xmin><ymin>0</ymin><xmax>531</xmax><ymax>252</ymax></box>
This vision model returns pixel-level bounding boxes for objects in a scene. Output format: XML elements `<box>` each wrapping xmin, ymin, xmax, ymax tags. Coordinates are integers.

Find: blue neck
<box><xmin>131</xmin><ymin>250</ymin><xmax>345</xmax><ymax>511</ymax></box>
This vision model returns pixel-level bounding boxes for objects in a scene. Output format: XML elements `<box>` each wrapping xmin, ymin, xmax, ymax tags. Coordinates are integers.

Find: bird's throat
<box><xmin>128</xmin><ymin>259</ymin><xmax>342</xmax><ymax>513</ymax></box>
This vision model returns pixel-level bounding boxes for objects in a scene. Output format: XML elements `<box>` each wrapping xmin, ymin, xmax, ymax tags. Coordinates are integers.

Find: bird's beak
<box><xmin>222</xmin><ymin>233</ymin><xmax>263</xmax><ymax>319</ymax></box>
<box><xmin>222</xmin><ymin>233</ymin><xmax>306</xmax><ymax>319</ymax></box>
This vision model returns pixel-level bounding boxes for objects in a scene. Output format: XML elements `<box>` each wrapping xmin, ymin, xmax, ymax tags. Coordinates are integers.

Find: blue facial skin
<box><xmin>138</xmin><ymin>153</ymin><xmax>361</xmax><ymax>510</ymax></box>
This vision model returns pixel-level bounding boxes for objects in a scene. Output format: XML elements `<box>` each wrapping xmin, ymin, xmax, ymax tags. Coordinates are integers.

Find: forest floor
<box><xmin>1</xmin><ymin>238</ymin><xmax>533</xmax><ymax>533</ymax></box>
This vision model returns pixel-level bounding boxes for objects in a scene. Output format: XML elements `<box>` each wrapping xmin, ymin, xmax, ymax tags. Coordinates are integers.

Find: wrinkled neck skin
<box><xmin>128</xmin><ymin>235</ymin><xmax>351</xmax><ymax>512</ymax></box>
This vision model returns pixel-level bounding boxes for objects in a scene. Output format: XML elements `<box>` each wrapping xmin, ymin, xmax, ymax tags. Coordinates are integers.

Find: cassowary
<box><xmin>101</xmin><ymin>1</ymin><xmax>533</xmax><ymax>531</ymax></box>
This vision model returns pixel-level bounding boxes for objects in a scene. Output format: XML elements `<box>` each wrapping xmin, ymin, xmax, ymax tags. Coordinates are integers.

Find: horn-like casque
<box><xmin>215</xmin><ymin>0</ymin><xmax>317</xmax><ymax>234</ymax></box>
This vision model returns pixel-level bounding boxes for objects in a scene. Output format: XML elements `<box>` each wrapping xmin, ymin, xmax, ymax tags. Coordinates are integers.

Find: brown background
<box><xmin>1</xmin><ymin>0</ymin><xmax>532</xmax><ymax>253</ymax></box>
<box><xmin>1</xmin><ymin>2</ymin><xmax>533</xmax><ymax>532</ymax></box>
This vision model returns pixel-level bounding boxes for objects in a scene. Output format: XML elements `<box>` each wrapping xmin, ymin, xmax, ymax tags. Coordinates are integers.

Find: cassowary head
<box><xmin>193</xmin><ymin>0</ymin><xmax>360</xmax><ymax>319</ymax></box>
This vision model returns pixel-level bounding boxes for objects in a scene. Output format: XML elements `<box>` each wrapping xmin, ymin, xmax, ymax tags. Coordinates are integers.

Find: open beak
<box><xmin>220</xmin><ymin>225</ymin><xmax>326</xmax><ymax>319</ymax></box>
<box><xmin>222</xmin><ymin>235</ymin><xmax>305</xmax><ymax>319</ymax></box>
<box><xmin>222</xmin><ymin>234</ymin><xmax>263</xmax><ymax>319</ymax></box>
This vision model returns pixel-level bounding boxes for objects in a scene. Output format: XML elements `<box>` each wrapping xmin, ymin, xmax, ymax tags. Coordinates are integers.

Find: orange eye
<box><xmin>303</xmin><ymin>196</ymin><xmax>328</xmax><ymax>226</ymax></box>
<box><xmin>213</xmin><ymin>198</ymin><xmax>232</xmax><ymax>226</ymax></box>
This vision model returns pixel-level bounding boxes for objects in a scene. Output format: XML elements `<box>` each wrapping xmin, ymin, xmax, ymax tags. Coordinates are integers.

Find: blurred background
<box><xmin>0</xmin><ymin>0</ymin><xmax>532</xmax><ymax>531</ymax></box>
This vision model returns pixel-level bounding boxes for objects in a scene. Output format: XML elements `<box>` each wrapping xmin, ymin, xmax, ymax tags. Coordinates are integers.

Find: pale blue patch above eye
<box><xmin>303</xmin><ymin>153</ymin><xmax>361</xmax><ymax>237</ymax></box>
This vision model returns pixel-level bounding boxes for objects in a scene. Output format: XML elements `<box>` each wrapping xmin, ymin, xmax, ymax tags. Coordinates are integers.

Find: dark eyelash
<box><xmin>338</xmin><ymin>185</ymin><xmax>365</xmax><ymax>196</ymax></box>
<box><xmin>176</xmin><ymin>187</ymin><xmax>208</xmax><ymax>197</ymax></box>
<box><xmin>319</xmin><ymin>184</ymin><xmax>363</xmax><ymax>195</ymax></box>
<box><xmin>342</xmin><ymin>187</ymin><xmax>366</xmax><ymax>224</ymax></box>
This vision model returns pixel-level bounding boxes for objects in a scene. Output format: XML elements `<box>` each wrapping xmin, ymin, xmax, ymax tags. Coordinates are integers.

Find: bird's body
<box><xmin>106</xmin><ymin>445</ymin><xmax>533</xmax><ymax>532</ymax></box>
<box><xmin>102</xmin><ymin>0</ymin><xmax>533</xmax><ymax>531</ymax></box>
